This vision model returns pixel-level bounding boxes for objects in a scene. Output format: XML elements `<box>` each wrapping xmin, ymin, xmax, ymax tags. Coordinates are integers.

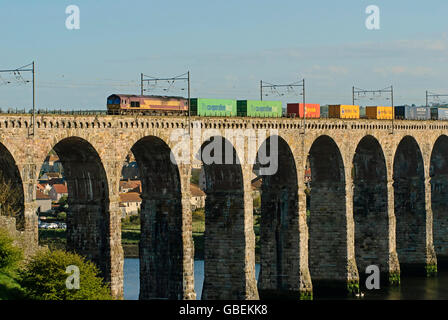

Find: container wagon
<box><xmin>366</xmin><ymin>106</ymin><xmax>394</xmax><ymax>120</ymax></box>
<box><xmin>286</xmin><ymin>103</ymin><xmax>320</xmax><ymax>118</ymax></box>
<box><xmin>320</xmin><ymin>105</ymin><xmax>329</xmax><ymax>118</ymax></box>
<box><xmin>359</xmin><ymin>106</ymin><xmax>366</xmax><ymax>119</ymax></box>
<box><xmin>431</xmin><ymin>107</ymin><xmax>448</xmax><ymax>120</ymax></box>
<box><xmin>394</xmin><ymin>106</ymin><xmax>430</xmax><ymax>120</ymax></box>
<box><xmin>190</xmin><ymin>98</ymin><xmax>237</xmax><ymax>117</ymax></box>
<box><xmin>328</xmin><ymin>105</ymin><xmax>360</xmax><ymax>119</ymax></box>
<box><xmin>237</xmin><ymin>100</ymin><xmax>282</xmax><ymax>117</ymax></box>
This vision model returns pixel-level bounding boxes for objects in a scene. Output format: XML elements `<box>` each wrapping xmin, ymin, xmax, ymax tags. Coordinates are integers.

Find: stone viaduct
<box><xmin>1</xmin><ymin>113</ymin><xmax>448</xmax><ymax>299</ymax></box>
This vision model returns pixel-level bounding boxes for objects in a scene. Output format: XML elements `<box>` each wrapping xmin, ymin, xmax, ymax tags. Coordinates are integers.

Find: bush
<box><xmin>0</xmin><ymin>229</ymin><xmax>23</xmax><ymax>274</ymax></box>
<box><xmin>57</xmin><ymin>212</ymin><xmax>67</xmax><ymax>221</ymax></box>
<box><xmin>18</xmin><ymin>249</ymin><xmax>113</xmax><ymax>300</ymax></box>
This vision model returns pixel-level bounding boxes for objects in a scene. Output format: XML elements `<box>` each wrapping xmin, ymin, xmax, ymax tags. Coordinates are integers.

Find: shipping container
<box><xmin>328</xmin><ymin>105</ymin><xmax>360</xmax><ymax>119</ymax></box>
<box><xmin>237</xmin><ymin>100</ymin><xmax>282</xmax><ymax>117</ymax></box>
<box><xmin>320</xmin><ymin>105</ymin><xmax>329</xmax><ymax>118</ymax></box>
<box><xmin>286</xmin><ymin>103</ymin><xmax>320</xmax><ymax>118</ymax></box>
<box><xmin>190</xmin><ymin>98</ymin><xmax>237</xmax><ymax>117</ymax></box>
<box><xmin>359</xmin><ymin>106</ymin><xmax>366</xmax><ymax>119</ymax></box>
<box><xmin>394</xmin><ymin>106</ymin><xmax>430</xmax><ymax>120</ymax></box>
<box><xmin>365</xmin><ymin>106</ymin><xmax>394</xmax><ymax>120</ymax></box>
<box><xmin>431</xmin><ymin>107</ymin><xmax>448</xmax><ymax>120</ymax></box>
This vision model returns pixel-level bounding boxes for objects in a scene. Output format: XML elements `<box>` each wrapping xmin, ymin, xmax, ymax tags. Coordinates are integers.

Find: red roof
<box><xmin>190</xmin><ymin>183</ymin><xmax>205</xmax><ymax>197</ymax></box>
<box><xmin>119</xmin><ymin>180</ymin><xmax>142</xmax><ymax>192</ymax></box>
<box><xmin>119</xmin><ymin>192</ymin><xmax>142</xmax><ymax>203</ymax></box>
<box><xmin>52</xmin><ymin>184</ymin><xmax>68</xmax><ymax>194</ymax></box>
<box><xmin>36</xmin><ymin>189</ymin><xmax>51</xmax><ymax>200</ymax></box>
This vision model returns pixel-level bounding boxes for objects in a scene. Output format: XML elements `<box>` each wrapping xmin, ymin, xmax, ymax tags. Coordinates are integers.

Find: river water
<box><xmin>123</xmin><ymin>258</ymin><xmax>448</xmax><ymax>300</ymax></box>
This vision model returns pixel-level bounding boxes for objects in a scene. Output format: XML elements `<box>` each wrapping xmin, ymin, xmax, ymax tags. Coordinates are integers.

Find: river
<box><xmin>123</xmin><ymin>258</ymin><xmax>448</xmax><ymax>300</ymax></box>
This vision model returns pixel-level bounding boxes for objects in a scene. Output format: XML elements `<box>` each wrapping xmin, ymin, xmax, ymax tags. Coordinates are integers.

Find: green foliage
<box><xmin>0</xmin><ymin>171</ymin><xmax>23</xmax><ymax>221</ymax></box>
<box><xmin>121</xmin><ymin>213</ymin><xmax>141</xmax><ymax>228</ymax></box>
<box><xmin>192</xmin><ymin>209</ymin><xmax>205</xmax><ymax>234</ymax></box>
<box><xmin>253</xmin><ymin>195</ymin><xmax>261</xmax><ymax>209</ymax></box>
<box><xmin>0</xmin><ymin>229</ymin><xmax>23</xmax><ymax>274</ymax></box>
<box><xmin>389</xmin><ymin>272</ymin><xmax>400</xmax><ymax>285</ymax></box>
<box><xmin>0</xmin><ymin>272</ymin><xmax>25</xmax><ymax>300</ymax></box>
<box><xmin>57</xmin><ymin>212</ymin><xmax>67</xmax><ymax>221</ymax></box>
<box><xmin>347</xmin><ymin>280</ymin><xmax>360</xmax><ymax>295</ymax></box>
<box><xmin>18</xmin><ymin>249</ymin><xmax>113</xmax><ymax>300</ymax></box>
<box><xmin>190</xmin><ymin>170</ymin><xmax>200</xmax><ymax>185</ymax></box>
<box><xmin>300</xmin><ymin>291</ymin><xmax>313</xmax><ymax>300</ymax></box>
<box><xmin>426</xmin><ymin>264</ymin><xmax>437</xmax><ymax>277</ymax></box>
<box><xmin>58</xmin><ymin>195</ymin><xmax>68</xmax><ymax>206</ymax></box>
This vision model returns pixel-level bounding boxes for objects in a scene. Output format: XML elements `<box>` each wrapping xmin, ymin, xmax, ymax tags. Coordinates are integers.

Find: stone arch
<box><xmin>256</xmin><ymin>135</ymin><xmax>303</xmax><ymax>299</ymax></box>
<box><xmin>352</xmin><ymin>135</ymin><xmax>390</xmax><ymax>286</ymax></box>
<box><xmin>308</xmin><ymin>135</ymin><xmax>350</xmax><ymax>294</ymax></box>
<box><xmin>393</xmin><ymin>135</ymin><xmax>429</xmax><ymax>275</ymax></box>
<box><xmin>197</xmin><ymin>135</ymin><xmax>258</xmax><ymax>300</ymax></box>
<box><xmin>431</xmin><ymin>135</ymin><xmax>448</xmax><ymax>268</ymax></box>
<box><xmin>130</xmin><ymin>136</ymin><xmax>184</xmax><ymax>300</ymax></box>
<box><xmin>48</xmin><ymin>137</ymin><xmax>112</xmax><ymax>284</ymax></box>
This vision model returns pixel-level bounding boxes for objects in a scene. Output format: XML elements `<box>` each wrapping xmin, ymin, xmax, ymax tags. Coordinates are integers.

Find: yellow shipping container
<box><xmin>366</xmin><ymin>106</ymin><xmax>394</xmax><ymax>120</ymax></box>
<box><xmin>328</xmin><ymin>105</ymin><xmax>360</xmax><ymax>119</ymax></box>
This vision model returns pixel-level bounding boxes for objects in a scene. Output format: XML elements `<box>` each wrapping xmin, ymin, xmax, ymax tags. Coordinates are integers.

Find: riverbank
<box><xmin>39</xmin><ymin>209</ymin><xmax>261</xmax><ymax>261</ymax></box>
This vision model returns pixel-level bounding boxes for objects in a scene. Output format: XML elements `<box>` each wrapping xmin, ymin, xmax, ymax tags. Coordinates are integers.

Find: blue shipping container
<box><xmin>431</xmin><ymin>107</ymin><xmax>448</xmax><ymax>120</ymax></box>
<box><xmin>395</xmin><ymin>106</ymin><xmax>430</xmax><ymax>120</ymax></box>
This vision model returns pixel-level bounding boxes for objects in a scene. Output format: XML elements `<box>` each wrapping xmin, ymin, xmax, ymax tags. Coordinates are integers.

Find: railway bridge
<box><xmin>1</xmin><ymin>113</ymin><xmax>448</xmax><ymax>299</ymax></box>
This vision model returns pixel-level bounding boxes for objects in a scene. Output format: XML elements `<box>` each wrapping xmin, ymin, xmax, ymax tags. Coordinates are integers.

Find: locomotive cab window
<box><xmin>130</xmin><ymin>101</ymin><xmax>140</xmax><ymax>108</ymax></box>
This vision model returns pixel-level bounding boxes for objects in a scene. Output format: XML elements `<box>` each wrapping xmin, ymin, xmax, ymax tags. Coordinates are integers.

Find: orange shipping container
<box><xmin>366</xmin><ymin>106</ymin><xmax>394</xmax><ymax>120</ymax></box>
<box><xmin>287</xmin><ymin>103</ymin><xmax>320</xmax><ymax>118</ymax></box>
<box><xmin>328</xmin><ymin>105</ymin><xmax>360</xmax><ymax>119</ymax></box>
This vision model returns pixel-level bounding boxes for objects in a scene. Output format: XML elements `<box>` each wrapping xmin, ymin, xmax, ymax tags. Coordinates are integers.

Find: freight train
<box><xmin>107</xmin><ymin>94</ymin><xmax>448</xmax><ymax>121</ymax></box>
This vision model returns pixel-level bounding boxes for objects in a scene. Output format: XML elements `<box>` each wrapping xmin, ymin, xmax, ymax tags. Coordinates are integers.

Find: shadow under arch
<box><xmin>0</xmin><ymin>142</ymin><xmax>24</xmax><ymax>230</ymax></box>
<box><xmin>352</xmin><ymin>135</ymin><xmax>391</xmax><ymax>286</ymax></box>
<box><xmin>130</xmin><ymin>136</ymin><xmax>184</xmax><ymax>300</ymax></box>
<box><xmin>307</xmin><ymin>135</ymin><xmax>354</xmax><ymax>295</ymax></box>
<box><xmin>255</xmin><ymin>135</ymin><xmax>302</xmax><ymax>299</ymax></box>
<box><xmin>50</xmin><ymin>137</ymin><xmax>111</xmax><ymax>283</ymax></box>
<box><xmin>431</xmin><ymin>135</ymin><xmax>448</xmax><ymax>268</ymax></box>
<box><xmin>197</xmin><ymin>135</ymin><xmax>257</xmax><ymax>300</ymax></box>
<box><xmin>393</xmin><ymin>135</ymin><xmax>430</xmax><ymax>276</ymax></box>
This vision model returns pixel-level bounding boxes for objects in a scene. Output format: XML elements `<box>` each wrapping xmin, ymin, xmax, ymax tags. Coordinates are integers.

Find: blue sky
<box><xmin>0</xmin><ymin>0</ymin><xmax>447</xmax><ymax>110</ymax></box>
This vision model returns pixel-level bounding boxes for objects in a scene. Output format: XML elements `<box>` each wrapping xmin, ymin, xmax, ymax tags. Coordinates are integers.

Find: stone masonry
<box><xmin>0</xmin><ymin>114</ymin><xmax>447</xmax><ymax>299</ymax></box>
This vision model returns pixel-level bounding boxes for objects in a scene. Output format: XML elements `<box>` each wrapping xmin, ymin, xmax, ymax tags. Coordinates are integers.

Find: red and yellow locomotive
<box><xmin>107</xmin><ymin>94</ymin><xmax>188</xmax><ymax>115</ymax></box>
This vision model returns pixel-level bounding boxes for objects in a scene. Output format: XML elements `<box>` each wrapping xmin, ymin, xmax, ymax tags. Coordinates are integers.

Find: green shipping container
<box><xmin>237</xmin><ymin>100</ymin><xmax>282</xmax><ymax>117</ymax></box>
<box><xmin>190</xmin><ymin>98</ymin><xmax>237</xmax><ymax>117</ymax></box>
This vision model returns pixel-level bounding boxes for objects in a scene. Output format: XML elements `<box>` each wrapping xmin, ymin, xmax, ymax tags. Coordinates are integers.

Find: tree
<box><xmin>0</xmin><ymin>229</ymin><xmax>23</xmax><ymax>274</ymax></box>
<box><xmin>18</xmin><ymin>249</ymin><xmax>113</xmax><ymax>300</ymax></box>
<box><xmin>0</xmin><ymin>171</ymin><xmax>23</xmax><ymax>220</ymax></box>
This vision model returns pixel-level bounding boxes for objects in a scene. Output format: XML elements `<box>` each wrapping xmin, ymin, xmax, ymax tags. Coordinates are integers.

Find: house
<box><xmin>119</xmin><ymin>180</ymin><xmax>142</xmax><ymax>193</ymax></box>
<box><xmin>304</xmin><ymin>168</ymin><xmax>312</xmax><ymax>183</ymax></box>
<box><xmin>45</xmin><ymin>155</ymin><xmax>59</xmax><ymax>166</ymax></box>
<box><xmin>119</xmin><ymin>192</ymin><xmax>142</xmax><ymax>218</ymax></box>
<box><xmin>40</xmin><ymin>172</ymin><xmax>62</xmax><ymax>181</ymax></box>
<box><xmin>49</xmin><ymin>184</ymin><xmax>68</xmax><ymax>201</ymax></box>
<box><xmin>36</xmin><ymin>189</ymin><xmax>52</xmax><ymax>213</ymax></box>
<box><xmin>37</xmin><ymin>183</ymin><xmax>52</xmax><ymax>195</ymax></box>
<box><xmin>190</xmin><ymin>183</ymin><xmax>205</xmax><ymax>211</ymax></box>
<box><xmin>47</xmin><ymin>178</ymin><xmax>66</xmax><ymax>186</ymax></box>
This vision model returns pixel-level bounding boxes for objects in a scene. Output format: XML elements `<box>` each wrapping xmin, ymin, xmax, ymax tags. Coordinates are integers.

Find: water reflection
<box><xmin>124</xmin><ymin>259</ymin><xmax>259</xmax><ymax>300</ymax></box>
<box><xmin>123</xmin><ymin>259</ymin><xmax>448</xmax><ymax>300</ymax></box>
